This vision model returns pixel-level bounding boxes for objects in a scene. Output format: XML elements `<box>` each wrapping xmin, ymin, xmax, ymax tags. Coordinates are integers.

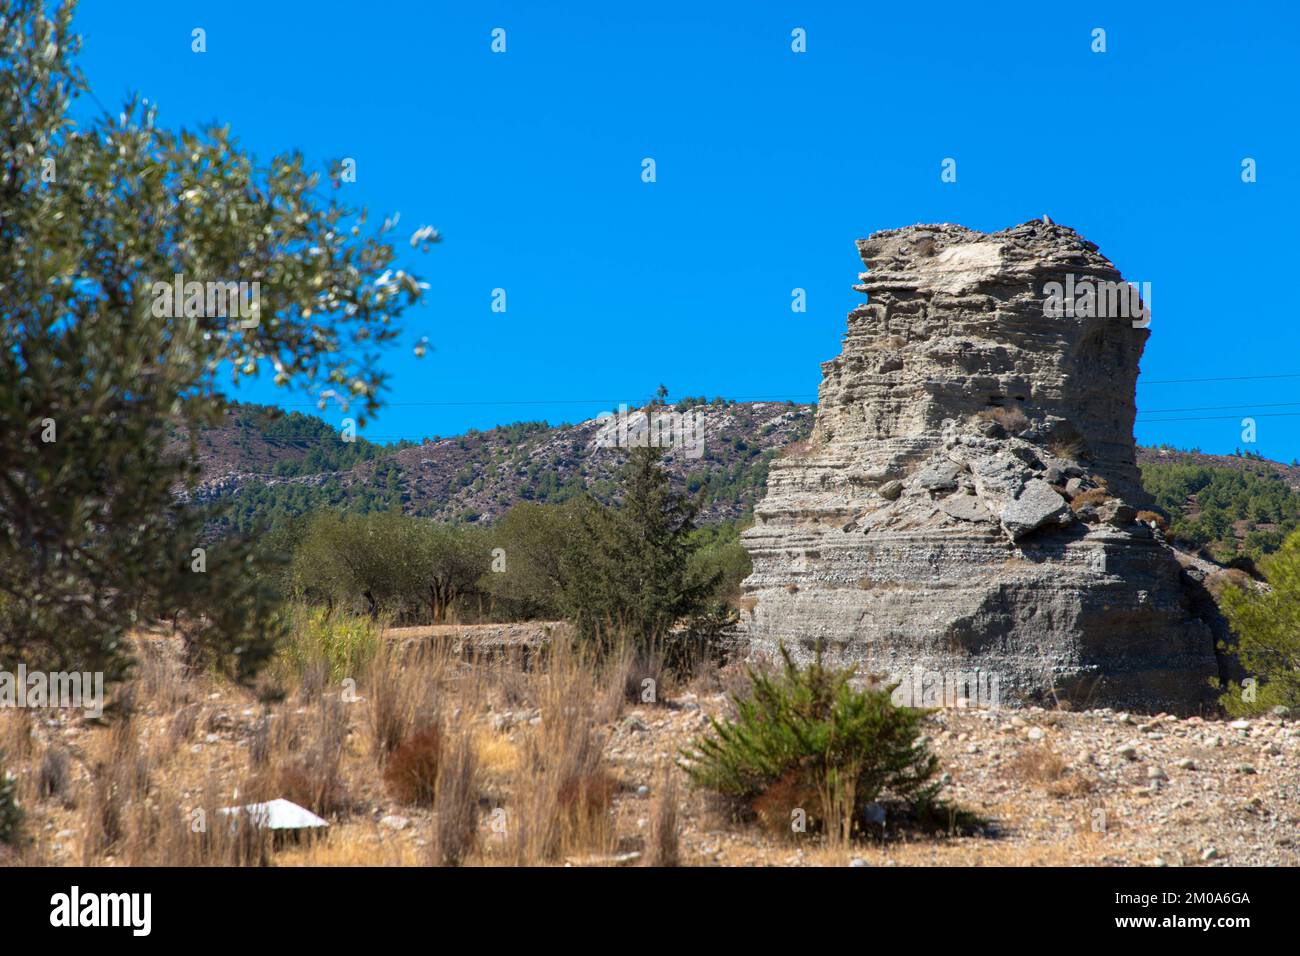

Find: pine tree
<box><xmin>1220</xmin><ymin>528</ymin><xmax>1300</xmax><ymax>714</ymax></box>
<box><xmin>562</xmin><ymin>445</ymin><xmax>719</xmax><ymax>652</ymax></box>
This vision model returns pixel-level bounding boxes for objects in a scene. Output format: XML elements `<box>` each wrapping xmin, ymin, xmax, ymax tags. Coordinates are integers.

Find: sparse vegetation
<box><xmin>0</xmin><ymin>754</ymin><xmax>23</xmax><ymax>849</ymax></box>
<box><xmin>384</xmin><ymin>725</ymin><xmax>443</xmax><ymax>806</ymax></box>
<box><xmin>977</xmin><ymin>406</ymin><xmax>1031</xmax><ymax>436</ymax></box>
<box><xmin>1218</xmin><ymin>528</ymin><xmax>1300</xmax><ymax>715</ymax></box>
<box><xmin>682</xmin><ymin>644</ymin><xmax>943</xmax><ymax>843</ymax></box>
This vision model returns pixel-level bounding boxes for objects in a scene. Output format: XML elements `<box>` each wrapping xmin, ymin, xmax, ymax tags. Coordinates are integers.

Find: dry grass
<box><xmin>430</xmin><ymin>726</ymin><xmax>480</xmax><ymax>866</ymax></box>
<box><xmin>496</xmin><ymin>641</ymin><xmax>619</xmax><ymax>864</ymax></box>
<box><xmin>1005</xmin><ymin>745</ymin><xmax>1096</xmax><ymax>798</ymax></box>
<box><xmin>1206</xmin><ymin>568</ymin><xmax>1256</xmax><ymax>601</ymax></box>
<box><xmin>645</xmin><ymin>762</ymin><xmax>680</xmax><ymax>867</ymax></box>
<box><xmin>366</xmin><ymin>638</ymin><xmax>445</xmax><ymax>766</ymax></box>
<box><xmin>1</xmin><ymin>628</ymin><xmax>618</xmax><ymax>867</ymax></box>
<box><xmin>247</xmin><ymin>696</ymin><xmax>351</xmax><ymax>817</ymax></box>
<box><xmin>1070</xmin><ymin>488</ymin><xmax>1110</xmax><ymax>511</ymax></box>
<box><xmin>977</xmin><ymin>406</ymin><xmax>1030</xmax><ymax>435</ymax></box>
<box><xmin>383</xmin><ymin>724</ymin><xmax>442</xmax><ymax>806</ymax></box>
<box><xmin>1135</xmin><ymin>509</ymin><xmax>1169</xmax><ymax>533</ymax></box>
<box><xmin>0</xmin><ymin>709</ymin><xmax>35</xmax><ymax>766</ymax></box>
<box><xmin>80</xmin><ymin>715</ymin><xmax>151</xmax><ymax>862</ymax></box>
<box><xmin>1047</xmin><ymin>435</ymin><xmax>1086</xmax><ymax>461</ymax></box>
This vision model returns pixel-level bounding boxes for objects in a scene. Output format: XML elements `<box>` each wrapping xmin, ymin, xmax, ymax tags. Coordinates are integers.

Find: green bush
<box><xmin>1219</xmin><ymin>529</ymin><xmax>1300</xmax><ymax>715</ymax></box>
<box><xmin>0</xmin><ymin>754</ymin><xmax>23</xmax><ymax>848</ymax></box>
<box><xmin>274</xmin><ymin>604</ymin><xmax>382</xmax><ymax>685</ymax></box>
<box><xmin>682</xmin><ymin>645</ymin><xmax>940</xmax><ymax>841</ymax></box>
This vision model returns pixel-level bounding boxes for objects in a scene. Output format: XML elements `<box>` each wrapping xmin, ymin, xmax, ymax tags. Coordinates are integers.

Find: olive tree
<box><xmin>0</xmin><ymin>0</ymin><xmax>433</xmax><ymax>681</ymax></box>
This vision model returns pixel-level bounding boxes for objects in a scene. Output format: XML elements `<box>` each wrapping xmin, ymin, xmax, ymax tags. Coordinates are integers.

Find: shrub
<box><xmin>1219</xmin><ymin>528</ymin><xmax>1300</xmax><ymax>715</ymax></box>
<box><xmin>1070</xmin><ymin>488</ymin><xmax>1109</xmax><ymax>512</ymax></box>
<box><xmin>38</xmin><ymin>746</ymin><xmax>73</xmax><ymax>804</ymax></box>
<box><xmin>384</xmin><ymin>725</ymin><xmax>443</xmax><ymax>806</ymax></box>
<box><xmin>977</xmin><ymin>406</ymin><xmax>1030</xmax><ymax>436</ymax></box>
<box><xmin>0</xmin><ymin>754</ymin><xmax>23</xmax><ymax>847</ymax></box>
<box><xmin>1135</xmin><ymin>509</ymin><xmax>1168</xmax><ymax>533</ymax></box>
<box><xmin>682</xmin><ymin>644</ymin><xmax>940</xmax><ymax>842</ymax></box>
<box><xmin>274</xmin><ymin>604</ymin><xmax>380</xmax><ymax>686</ymax></box>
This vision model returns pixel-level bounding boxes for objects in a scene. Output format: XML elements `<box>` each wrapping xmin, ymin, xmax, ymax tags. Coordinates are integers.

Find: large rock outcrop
<box><xmin>739</xmin><ymin>221</ymin><xmax>1220</xmax><ymax>713</ymax></box>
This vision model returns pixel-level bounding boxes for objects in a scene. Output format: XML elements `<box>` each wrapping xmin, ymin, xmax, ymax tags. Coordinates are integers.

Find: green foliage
<box><xmin>476</xmin><ymin>498</ymin><xmax>749</xmax><ymax>630</ymax></box>
<box><xmin>273</xmin><ymin>603</ymin><xmax>382</xmax><ymax>685</ymax></box>
<box><xmin>1219</xmin><ymin>529</ymin><xmax>1300</xmax><ymax>715</ymax></box>
<box><xmin>0</xmin><ymin>2</ymin><xmax>428</xmax><ymax>682</ymax></box>
<box><xmin>682</xmin><ymin>645</ymin><xmax>940</xmax><ymax>840</ymax></box>
<box><xmin>0</xmin><ymin>755</ymin><xmax>22</xmax><ymax>848</ymax></box>
<box><xmin>229</xmin><ymin>403</ymin><xmax>389</xmax><ymax>477</ymax></box>
<box><xmin>216</xmin><ymin>475</ymin><xmax>405</xmax><ymax>537</ymax></box>
<box><xmin>560</xmin><ymin>446</ymin><xmax>721</xmax><ymax>651</ymax></box>
<box><xmin>1141</xmin><ymin>461</ymin><xmax>1300</xmax><ymax>561</ymax></box>
<box><xmin>688</xmin><ymin>520</ymin><xmax>753</xmax><ymax>603</ymax></box>
<box><xmin>290</xmin><ymin>511</ymin><xmax>489</xmax><ymax>623</ymax></box>
<box><xmin>482</xmin><ymin>501</ymin><xmax>588</xmax><ymax>619</ymax></box>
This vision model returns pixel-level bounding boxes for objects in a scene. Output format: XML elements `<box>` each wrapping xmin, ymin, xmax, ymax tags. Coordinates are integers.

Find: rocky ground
<box><xmin>10</xmin><ymin>651</ymin><xmax>1295</xmax><ymax>867</ymax></box>
<box><xmin>615</xmin><ymin>696</ymin><xmax>1300</xmax><ymax>867</ymax></box>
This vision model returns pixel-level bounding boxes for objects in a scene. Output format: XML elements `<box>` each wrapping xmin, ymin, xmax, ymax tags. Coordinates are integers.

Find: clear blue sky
<box><xmin>70</xmin><ymin>1</ymin><xmax>1300</xmax><ymax>461</ymax></box>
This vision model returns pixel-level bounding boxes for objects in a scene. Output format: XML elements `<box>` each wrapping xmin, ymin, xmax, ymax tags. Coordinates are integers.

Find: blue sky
<box><xmin>70</xmin><ymin>1</ymin><xmax>1300</xmax><ymax>460</ymax></box>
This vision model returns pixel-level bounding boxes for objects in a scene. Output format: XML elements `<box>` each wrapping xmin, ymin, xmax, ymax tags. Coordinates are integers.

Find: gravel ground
<box><xmin>603</xmin><ymin>695</ymin><xmax>1300</xmax><ymax>867</ymax></box>
<box><xmin>9</xmin><ymin>665</ymin><xmax>1296</xmax><ymax>867</ymax></box>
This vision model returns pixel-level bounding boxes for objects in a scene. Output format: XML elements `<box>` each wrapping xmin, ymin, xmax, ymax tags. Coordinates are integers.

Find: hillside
<box><xmin>192</xmin><ymin>400</ymin><xmax>816</xmax><ymax>534</ymax></box>
<box><xmin>185</xmin><ymin>402</ymin><xmax>1300</xmax><ymax>561</ymax></box>
<box><xmin>1138</xmin><ymin>446</ymin><xmax>1300</xmax><ymax>560</ymax></box>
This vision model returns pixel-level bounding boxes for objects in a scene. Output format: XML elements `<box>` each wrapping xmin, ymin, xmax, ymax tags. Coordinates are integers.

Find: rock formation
<box><xmin>739</xmin><ymin>221</ymin><xmax>1221</xmax><ymax>713</ymax></box>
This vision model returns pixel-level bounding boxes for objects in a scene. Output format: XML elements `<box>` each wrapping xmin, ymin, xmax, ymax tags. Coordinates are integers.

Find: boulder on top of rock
<box><xmin>1000</xmin><ymin>479</ymin><xmax>1069</xmax><ymax>539</ymax></box>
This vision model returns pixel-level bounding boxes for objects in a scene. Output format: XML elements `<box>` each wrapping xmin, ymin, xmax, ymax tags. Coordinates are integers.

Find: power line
<box><xmin>1139</xmin><ymin>372</ymin><xmax>1300</xmax><ymax>386</ymax></box>
<box><xmin>1137</xmin><ymin>401</ymin><xmax>1300</xmax><ymax>415</ymax></box>
<box><xmin>254</xmin><ymin>368</ymin><xmax>1300</xmax><ymax>411</ymax></box>
<box><xmin>268</xmin><ymin>394</ymin><xmax>819</xmax><ymax>409</ymax></box>
<box><xmin>1138</xmin><ymin>412</ymin><xmax>1300</xmax><ymax>424</ymax></box>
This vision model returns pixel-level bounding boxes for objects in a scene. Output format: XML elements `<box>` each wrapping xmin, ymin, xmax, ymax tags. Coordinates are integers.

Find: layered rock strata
<box><xmin>740</xmin><ymin>221</ymin><xmax>1220</xmax><ymax>713</ymax></box>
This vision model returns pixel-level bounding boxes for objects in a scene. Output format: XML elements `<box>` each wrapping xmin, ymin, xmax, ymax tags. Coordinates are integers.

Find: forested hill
<box><xmin>186</xmin><ymin>399</ymin><xmax>816</xmax><ymax>535</ymax></box>
<box><xmin>185</xmin><ymin>402</ymin><xmax>1300</xmax><ymax>562</ymax></box>
<box><xmin>1137</xmin><ymin>446</ymin><xmax>1300</xmax><ymax>561</ymax></box>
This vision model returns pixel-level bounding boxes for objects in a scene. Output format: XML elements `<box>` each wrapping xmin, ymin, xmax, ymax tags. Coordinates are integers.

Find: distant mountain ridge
<box><xmin>187</xmin><ymin>401</ymin><xmax>1300</xmax><ymax>560</ymax></box>
<box><xmin>190</xmin><ymin>400</ymin><xmax>817</xmax><ymax>534</ymax></box>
